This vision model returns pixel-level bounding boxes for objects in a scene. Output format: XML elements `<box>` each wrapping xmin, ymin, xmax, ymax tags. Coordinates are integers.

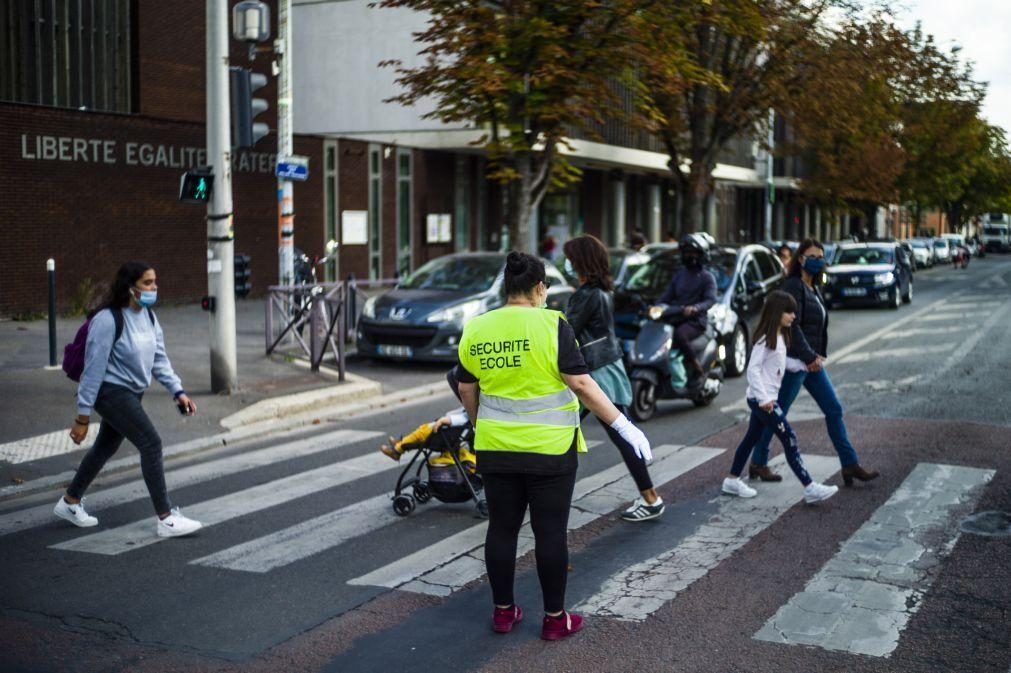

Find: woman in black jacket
<box><xmin>563</xmin><ymin>235</ymin><xmax>664</xmax><ymax>521</ymax></box>
<box><xmin>747</xmin><ymin>239</ymin><xmax>879</xmax><ymax>486</ymax></box>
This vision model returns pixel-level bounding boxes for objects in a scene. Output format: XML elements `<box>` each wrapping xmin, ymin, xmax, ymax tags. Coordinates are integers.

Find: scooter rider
<box><xmin>655</xmin><ymin>234</ymin><xmax>717</xmax><ymax>386</ymax></box>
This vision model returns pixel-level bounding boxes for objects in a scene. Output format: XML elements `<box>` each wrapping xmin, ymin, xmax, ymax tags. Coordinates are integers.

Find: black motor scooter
<box><xmin>626</xmin><ymin>303</ymin><xmax>724</xmax><ymax>421</ymax></box>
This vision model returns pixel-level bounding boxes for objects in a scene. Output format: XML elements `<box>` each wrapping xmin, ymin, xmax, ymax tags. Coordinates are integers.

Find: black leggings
<box><xmin>68</xmin><ymin>383</ymin><xmax>172</xmax><ymax>514</ymax></box>
<box><xmin>579</xmin><ymin>405</ymin><xmax>653</xmax><ymax>492</ymax></box>
<box><xmin>482</xmin><ymin>469</ymin><xmax>577</xmax><ymax>613</ymax></box>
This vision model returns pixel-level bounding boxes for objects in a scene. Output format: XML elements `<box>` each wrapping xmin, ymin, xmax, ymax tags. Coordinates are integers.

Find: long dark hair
<box><xmin>89</xmin><ymin>261</ymin><xmax>152</xmax><ymax>318</ymax></box>
<box><xmin>503</xmin><ymin>251</ymin><xmax>545</xmax><ymax>298</ymax></box>
<box><xmin>790</xmin><ymin>239</ymin><xmax>825</xmax><ymax>281</ymax></box>
<box><xmin>562</xmin><ymin>235</ymin><xmax>613</xmax><ymax>291</ymax></box>
<box><xmin>753</xmin><ymin>290</ymin><xmax>796</xmax><ymax>351</ymax></box>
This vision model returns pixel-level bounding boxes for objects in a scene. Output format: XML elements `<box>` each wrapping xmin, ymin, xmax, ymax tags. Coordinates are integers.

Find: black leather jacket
<box><xmin>783</xmin><ymin>275</ymin><xmax>829</xmax><ymax>363</ymax></box>
<box><xmin>565</xmin><ymin>283</ymin><xmax>624</xmax><ymax>371</ymax></box>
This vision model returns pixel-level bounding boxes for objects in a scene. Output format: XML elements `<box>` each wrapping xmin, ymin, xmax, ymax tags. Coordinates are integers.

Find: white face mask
<box><xmin>538</xmin><ymin>283</ymin><xmax>549</xmax><ymax>309</ymax></box>
<box><xmin>564</xmin><ymin>258</ymin><xmax>575</xmax><ymax>277</ymax></box>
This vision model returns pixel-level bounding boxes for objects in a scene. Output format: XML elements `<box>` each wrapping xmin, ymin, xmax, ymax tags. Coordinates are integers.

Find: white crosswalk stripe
<box><xmin>0</xmin><ymin>429</ymin><xmax>382</xmax><ymax>537</ymax></box>
<box><xmin>49</xmin><ymin>449</ymin><xmax>399</xmax><ymax>555</ymax></box>
<box><xmin>574</xmin><ymin>454</ymin><xmax>840</xmax><ymax>621</ymax></box>
<box><xmin>753</xmin><ymin>463</ymin><xmax>994</xmax><ymax>657</ymax></box>
<box><xmin>349</xmin><ymin>444</ymin><xmax>724</xmax><ymax>595</ymax></box>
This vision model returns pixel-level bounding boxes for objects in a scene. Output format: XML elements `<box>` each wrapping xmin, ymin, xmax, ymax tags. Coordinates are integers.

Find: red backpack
<box><xmin>62</xmin><ymin>308</ymin><xmax>153</xmax><ymax>382</ymax></box>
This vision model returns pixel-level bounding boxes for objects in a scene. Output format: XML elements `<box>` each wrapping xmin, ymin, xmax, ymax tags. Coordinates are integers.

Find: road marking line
<box><xmin>49</xmin><ymin>448</ymin><xmax>401</xmax><ymax>555</ymax></box>
<box><xmin>187</xmin><ymin>438</ymin><xmax>597</xmax><ymax>573</ymax></box>
<box><xmin>1</xmin><ymin>429</ymin><xmax>382</xmax><ymax>537</ymax></box>
<box><xmin>917</xmin><ymin>311</ymin><xmax>989</xmax><ymax>322</ymax></box>
<box><xmin>753</xmin><ymin>463</ymin><xmax>994</xmax><ymax>657</ymax></box>
<box><xmin>0</xmin><ymin>425</ymin><xmax>100</xmax><ymax>464</ymax></box>
<box><xmin>933</xmin><ymin>301</ymin><xmax>1011</xmax><ymax>379</ymax></box>
<box><xmin>348</xmin><ymin>444</ymin><xmax>723</xmax><ymax>594</ymax></box>
<box><xmin>574</xmin><ymin>454</ymin><xmax>840</xmax><ymax>621</ymax></box>
<box><xmin>881</xmin><ymin>326</ymin><xmax>962</xmax><ymax>338</ymax></box>
<box><xmin>836</xmin><ymin>344</ymin><xmax>955</xmax><ymax>364</ymax></box>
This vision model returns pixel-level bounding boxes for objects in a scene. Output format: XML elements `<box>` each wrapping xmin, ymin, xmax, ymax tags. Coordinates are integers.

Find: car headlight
<box><xmin>362</xmin><ymin>296</ymin><xmax>377</xmax><ymax>318</ymax></box>
<box><xmin>426</xmin><ymin>298</ymin><xmax>484</xmax><ymax>325</ymax></box>
<box><xmin>825</xmin><ymin>273</ymin><xmax>838</xmax><ymax>284</ymax></box>
<box><xmin>873</xmin><ymin>272</ymin><xmax>895</xmax><ymax>285</ymax></box>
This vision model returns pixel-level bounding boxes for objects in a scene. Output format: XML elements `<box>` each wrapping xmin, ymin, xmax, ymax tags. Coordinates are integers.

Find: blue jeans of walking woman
<box><xmin>67</xmin><ymin>383</ymin><xmax>172</xmax><ymax>514</ymax></box>
<box><xmin>749</xmin><ymin>368</ymin><xmax>859</xmax><ymax>468</ymax></box>
<box><xmin>730</xmin><ymin>399</ymin><xmax>811</xmax><ymax>485</ymax></box>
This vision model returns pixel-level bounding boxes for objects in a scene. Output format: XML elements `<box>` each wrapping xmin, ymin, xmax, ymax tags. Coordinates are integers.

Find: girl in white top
<box><xmin>722</xmin><ymin>291</ymin><xmax>838</xmax><ymax>504</ymax></box>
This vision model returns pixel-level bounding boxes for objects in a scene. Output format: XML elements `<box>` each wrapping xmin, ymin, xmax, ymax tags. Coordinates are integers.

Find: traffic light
<box><xmin>229</xmin><ymin>66</ymin><xmax>269</xmax><ymax>149</ymax></box>
<box><xmin>234</xmin><ymin>254</ymin><xmax>252</xmax><ymax>298</ymax></box>
<box><xmin>179</xmin><ymin>168</ymin><xmax>213</xmax><ymax>203</ymax></box>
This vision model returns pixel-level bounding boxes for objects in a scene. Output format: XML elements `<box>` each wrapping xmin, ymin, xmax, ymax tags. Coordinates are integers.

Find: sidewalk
<box><xmin>0</xmin><ymin>299</ymin><xmax>451</xmax><ymax>492</ymax></box>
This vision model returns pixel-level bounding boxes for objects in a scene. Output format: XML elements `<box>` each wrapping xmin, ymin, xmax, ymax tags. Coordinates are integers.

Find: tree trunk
<box><xmin>679</xmin><ymin>161</ymin><xmax>713</xmax><ymax>235</ymax></box>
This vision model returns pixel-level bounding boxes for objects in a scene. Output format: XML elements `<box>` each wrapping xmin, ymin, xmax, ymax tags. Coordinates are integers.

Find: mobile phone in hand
<box><xmin>177</xmin><ymin>401</ymin><xmax>190</xmax><ymax>415</ymax></box>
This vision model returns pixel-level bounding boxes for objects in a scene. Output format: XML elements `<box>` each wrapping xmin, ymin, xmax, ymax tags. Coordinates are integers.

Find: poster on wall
<box><xmin>426</xmin><ymin>213</ymin><xmax>452</xmax><ymax>243</ymax></box>
<box><xmin>342</xmin><ymin>211</ymin><xmax>368</xmax><ymax>245</ymax></box>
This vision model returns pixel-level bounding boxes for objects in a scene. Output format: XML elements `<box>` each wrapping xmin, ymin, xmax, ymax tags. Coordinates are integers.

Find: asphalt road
<box><xmin>1</xmin><ymin>256</ymin><xmax>1009</xmax><ymax>673</ymax></box>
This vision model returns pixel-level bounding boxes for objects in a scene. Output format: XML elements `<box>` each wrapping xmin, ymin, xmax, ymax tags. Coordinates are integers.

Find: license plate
<box><xmin>378</xmin><ymin>345</ymin><xmax>413</xmax><ymax>358</ymax></box>
<box><xmin>841</xmin><ymin>287</ymin><xmax>867</xmax><ymax>297</ymax></box>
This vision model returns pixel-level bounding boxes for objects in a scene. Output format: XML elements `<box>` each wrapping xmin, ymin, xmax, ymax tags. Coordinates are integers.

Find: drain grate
<box><xmin>960</xmin><ymin>511</ymin><xmax>1011</xmax><ymax>537</ymax></box>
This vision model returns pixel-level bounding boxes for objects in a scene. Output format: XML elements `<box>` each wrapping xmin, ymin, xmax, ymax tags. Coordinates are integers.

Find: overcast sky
<box><xmin>896</xmin><ymin>0</ymin><xmax>1011</xmax><ymax>134</ymax></box>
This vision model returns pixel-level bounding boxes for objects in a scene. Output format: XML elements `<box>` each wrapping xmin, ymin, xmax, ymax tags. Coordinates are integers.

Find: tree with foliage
<box><xmin>376</xmin><ymin>0</ymin><xmax>642</xmax><ymax>252</ymax></box>
<box><xmin>635</xmin><ymin>0</ymin><xmax>837</xmax><ymax>234</ymax></box>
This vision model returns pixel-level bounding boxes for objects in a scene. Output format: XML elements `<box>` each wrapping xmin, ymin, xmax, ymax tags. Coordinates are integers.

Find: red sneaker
<box><xmin>492</xmin><ymin>605</ymin><xmax>523</xmax><ymax>633</ymax></box>
<box><xmin>541</xmin><ymin>611</ymin><xmax>584</xmax><ymax>641</ymax></box>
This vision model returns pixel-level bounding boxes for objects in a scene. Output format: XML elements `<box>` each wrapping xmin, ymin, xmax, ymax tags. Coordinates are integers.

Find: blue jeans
<box><xmin>749</xmin><ymin>368</ymin><xmax>859</xmax><ymax>468</ymax></box>
<box><xmin>730</xmin><ymin>399</ymin><xmax>811</xmax><ymax>485</ymax></box>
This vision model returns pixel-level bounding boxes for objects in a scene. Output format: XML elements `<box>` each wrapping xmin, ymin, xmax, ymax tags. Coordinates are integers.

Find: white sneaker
<box><xmin>156</xmin><ymin>507</ymin><xmax>203</xmax><ymax>538</ymax></box>
<box><xmin>621</xmin><ymin>496</ymin><xmax>665</xmax><ymax>522</ymax></box>
<box><xmin>804</xmin><ymin>482</ymin><xmax>839</xmax><ymax>504</ymax></box>
<box><xmin>53</xmin><ymin>496</ymin><xmax>98</xmax><ymax>527</ymax></box>
<box><xmin>722</xmin><ymin>477</ymin><xmax>757</xmax><ymax>498</ymax></box>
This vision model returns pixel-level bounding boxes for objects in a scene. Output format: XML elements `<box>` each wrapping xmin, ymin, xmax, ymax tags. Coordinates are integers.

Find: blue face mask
<box><xmin>564</xmin><ymin>258</ymin><xmax>575</xmax><ymax>277</ymax></box>
<box><xmin>803</xmin><ymin>256</ymin><xmax>826</xmax><ymax>275</ymax></box>
<box><xmin>134</xmin><ymin>288</ymin><xmax>158</xmax><ymax>308</ymax></box>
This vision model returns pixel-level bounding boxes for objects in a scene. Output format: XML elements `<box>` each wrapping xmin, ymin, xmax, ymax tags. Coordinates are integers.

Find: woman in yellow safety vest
<box><xmin>457</xmin><ymin>251</ymin><xmax>652</xmax><ymax>641</ymax></box>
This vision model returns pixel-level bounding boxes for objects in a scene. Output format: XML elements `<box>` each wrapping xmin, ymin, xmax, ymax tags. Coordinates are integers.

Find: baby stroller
<box><xmin>391</xmin><ymin>421</ymin><xmax>487</xmax><ymax>518</ymax></box>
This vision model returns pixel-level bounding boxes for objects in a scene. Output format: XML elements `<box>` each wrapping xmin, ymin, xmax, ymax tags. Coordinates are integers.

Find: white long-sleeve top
<box><xmin>745</xmin><ymin>335</ymin><xmax>787</xmax><ymax>406</ymax></box>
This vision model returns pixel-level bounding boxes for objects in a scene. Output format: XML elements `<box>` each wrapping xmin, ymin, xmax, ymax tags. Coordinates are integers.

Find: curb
<box><xmin>0</xmin><ymin>379</ymin><xmax>453</xmax><ymax>502</ymax></box>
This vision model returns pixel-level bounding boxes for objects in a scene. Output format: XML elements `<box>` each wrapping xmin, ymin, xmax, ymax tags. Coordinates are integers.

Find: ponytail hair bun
<box><xmin>503</xmin><ymin>251</ymin><xmax>546</xmax><ymax>298</ymax></box>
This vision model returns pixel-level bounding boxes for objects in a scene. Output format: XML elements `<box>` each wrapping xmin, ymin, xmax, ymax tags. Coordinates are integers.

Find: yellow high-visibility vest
<box><xmin>458</xmin><ymin>306</ymin><xmax>586</xmax><ymax>456</ymax></box>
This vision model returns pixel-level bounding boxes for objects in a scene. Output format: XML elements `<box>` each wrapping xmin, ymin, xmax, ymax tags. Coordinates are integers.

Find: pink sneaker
<box><xmin>492</xmin><ymin>605</ymin><xmax>523</xmax><ymax>633</ymax></box>
<box><xmin>541</xmin><ymin>611</ymin><xmax>583</xmax><ymax>641</ymax></box>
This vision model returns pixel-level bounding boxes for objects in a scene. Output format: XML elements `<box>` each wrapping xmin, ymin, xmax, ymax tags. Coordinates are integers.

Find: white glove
<box><xmin>610</xmin><ymin>414</ymin><xmax>652</xmax><ymax>463</ymax></box>
<box><xmin>447</xmin><ymin>410</ymin><xmax>469</xmax><ymax>427</ymax></box>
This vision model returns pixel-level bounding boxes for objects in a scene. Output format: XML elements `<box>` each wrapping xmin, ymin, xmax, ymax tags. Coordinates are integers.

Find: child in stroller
<box><xmin>380</xmin><ymin>370</ymin><xmax>487</xmax><ymax>517</ymax></box>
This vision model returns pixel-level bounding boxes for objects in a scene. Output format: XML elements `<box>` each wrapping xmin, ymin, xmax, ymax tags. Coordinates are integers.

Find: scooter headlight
<box><xmin>648</xmin><ymin>305</ymin><xmax>664</xmax><ymax>321</ymax></box>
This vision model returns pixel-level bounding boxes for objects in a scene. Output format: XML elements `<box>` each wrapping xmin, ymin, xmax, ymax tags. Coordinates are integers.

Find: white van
<box><xmin>981</xmin><ymin>213</ymin><xmax>1010</xmax><ymax>252</ymax></box>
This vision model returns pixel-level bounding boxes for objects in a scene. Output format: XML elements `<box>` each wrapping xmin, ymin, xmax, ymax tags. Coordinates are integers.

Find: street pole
<box><xmin>277</xmin><ymin>0</ymin><xmax>295</xmax><ymax>288</ymax></box>
<box><xmin>764</xmin><ymin>108</ymin><xmax>774</xmax><ymax>242</ymax></box>
<box><xmin>207</xmin><ymin>0</ymin><xmax>238</xmax><ymax>393</ymax></box>
<box><xmin>47</xmin><ymin>258</ymin><xmax>56</xmax><ymax>367</ymax></box>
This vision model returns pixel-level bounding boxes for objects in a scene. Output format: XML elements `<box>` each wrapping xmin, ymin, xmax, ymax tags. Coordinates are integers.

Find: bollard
<box><xmin>47</xmin><ymin>259</ymin><xmax>57</xmax><ymax>367</ymax></box>
<box><xmin>345</xmin><ymin>272</ymin><xmax>357</xmax><ymax>341</ymax></box>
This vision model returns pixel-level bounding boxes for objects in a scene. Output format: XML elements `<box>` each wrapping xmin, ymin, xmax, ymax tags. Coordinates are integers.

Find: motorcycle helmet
<box><xmin>680</xmin><ymin>233</ymin><xmax>712</xmax><ymax>267</ymax></box>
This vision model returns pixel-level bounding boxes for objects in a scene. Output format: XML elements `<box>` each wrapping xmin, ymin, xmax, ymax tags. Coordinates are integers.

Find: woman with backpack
<box><xmin>56</xmin><ymin>261</ymin><xmax>203</xmax><ymax>538</ymax></box>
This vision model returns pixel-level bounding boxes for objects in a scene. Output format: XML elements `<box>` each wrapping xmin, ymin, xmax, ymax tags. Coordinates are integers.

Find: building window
<box><xmin>324</xmin><ymin>142</ymin><xmax>337</xmax><ymax>281</ymax></box>
<box><xmin>368</xmin><ymin>145</ymin><xmax>382</xmax><ymax>280</ymax></box>
<box><xmin>396</xmin><ymin>149</ymin><xmax>412</xmax><ymax>277</ymax></box>
<box><xmin>454</xmin><ymin>155</ymin><xmax>470</xmax><ymax>252</ymax></box>
<box><xmin>1</xmin><ymin>0</ymin><xmax>134</xmax><ymax>112</ymax></box>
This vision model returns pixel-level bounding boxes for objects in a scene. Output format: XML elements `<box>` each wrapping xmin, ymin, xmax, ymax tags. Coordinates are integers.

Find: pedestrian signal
<box><xmin>179</xmin><ymin>169</ymin><xmax>213</xmax><ymax>203</ymax></box>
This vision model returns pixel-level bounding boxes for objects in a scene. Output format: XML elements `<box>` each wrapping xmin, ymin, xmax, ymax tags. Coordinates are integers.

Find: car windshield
<box><xmin>625</xmin><ymin>251</ymin><xmax>736</xmax><ymax>297</ymax></box>
<box><xmin>399</xmin><ymin>255</ymin><xmax>504</xmax><ymax>292</ymax></box>
<box><xmin>984</xmin><ymin>227</ymin><xmax>1007</xmax><ymax>236</ymax></box>
<box><xmin>609</xmin><ymin>252</ymin><xmax>626</xmax><ymax>274</ymax></box>
<box><xmin>835</xmin><ymin>248</ymin><xmax>894</xmax><ymax>265</ymax></box>
<box><xmin>908</xmin><ymin>240</ymin><xmax>926</xmax><ymax>248</ymax></box>
<box><xmin>934</xmin><ymin>240</ymin><xmax>948</xmax><ymax>248</ymax></box>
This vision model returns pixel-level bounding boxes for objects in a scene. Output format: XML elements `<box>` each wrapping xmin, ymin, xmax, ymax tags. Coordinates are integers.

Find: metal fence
<box><xmin>265</xmin><ymin>277</ymin><xmax>398</xmax><ymax>379</ymax></box>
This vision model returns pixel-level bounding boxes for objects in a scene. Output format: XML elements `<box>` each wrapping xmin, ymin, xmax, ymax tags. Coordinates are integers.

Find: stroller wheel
<box><xmin>476</xmin><ymin>499</ymin><xmax>489</xmax><ymax>518</ymax></box>
<box><xmin>393</xmin><ymin>494</ymin><xmax>415</xmax><ymax>516</ymax></box>
<box><xmin>413</xmin><ymin>482</ymin><xmax>432</xmax><ymax>504</ymax></box>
